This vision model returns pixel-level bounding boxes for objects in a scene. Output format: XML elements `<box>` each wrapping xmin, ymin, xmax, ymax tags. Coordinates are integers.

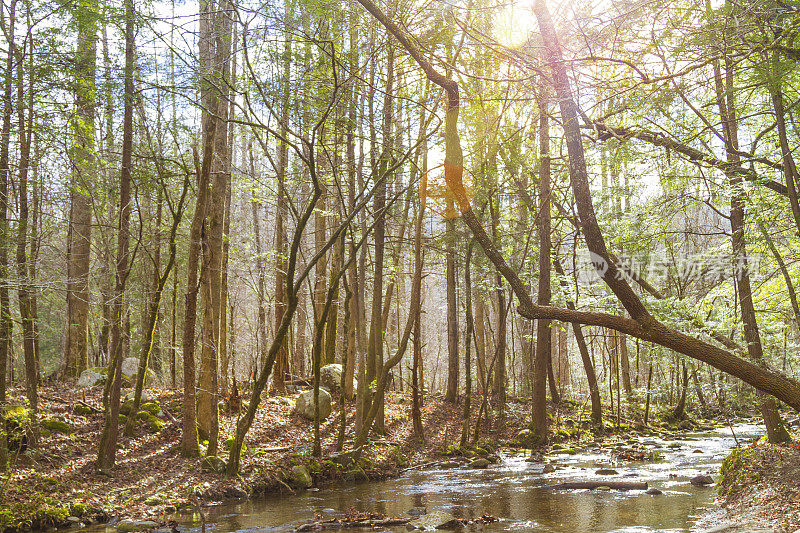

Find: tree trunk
<box><xmin>714</xmin><ymin>41</ymin><xmax>789</xmax><ymax>442</ymax></box>
<box><xmin>15</xmin><ymin>37</ymin><xmax>38</xmax><ymax>441</ymax></box>
<box><xmin>460</xmin><ymin>241</ymin><xmax>475</xmax><ymax>447</ymax></box>
<box><xmin>181</xmin><ymin>111</ymin><xmax>215</xmax><ymax>459</ymax></box>
<box><xmin>445</xmin><ymin>215</ymin><xmax>459</xmax><ymax>403</ymax></box>
<box><xmin>96</xmin><ymin>0</ymin><xmax>133</xmax><ymax>470</ymax></box>
<box><xmin>475</xmin><ymin>298</ymin><xmax>487</xmax><ymax>393</ymax></box>
<box><xmin>532</xmin><ymin>90</ymin><xmax>551</xmax><ymax>443</ymax></box>
<box><xmin>65</xmin><ymin>0</ymin><xmax>97</xmax><ymax>378</ymax></box>
<box><xmin>196</xmin><ymin>0</ymin><xmax>232</xmax><ymax>452</ymax></box>
<box><xmin>618</xmin><ymin>329</ymin><xmax>632</xmax><ymax>395</ymax></box>
<box><xmin>362</xmin><ymin>43</ymin><xmax>393</xmax><ymax>428</ymax></box>
<box><xmin>273</xmin><ymin>0</ymin><xmax>291</xmax><ymax>391</ymax></box>
<box><xmin>0</xmin><ymin>0</ymin><xmax>16</xmax><ymax>472</ymax></box>
<box><xmin>553</xmin><ymin>256</ymin><xmax>602</xmax><ymax>424</ymax></box>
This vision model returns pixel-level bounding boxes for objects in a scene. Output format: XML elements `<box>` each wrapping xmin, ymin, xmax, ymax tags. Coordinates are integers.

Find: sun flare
<box><xmin>493</xmin><ymin>0</ymin><xmax>537</xmax><ymax>48</ymax></box>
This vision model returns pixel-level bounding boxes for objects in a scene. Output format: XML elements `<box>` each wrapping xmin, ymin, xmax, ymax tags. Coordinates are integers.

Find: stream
<box><xmin>164</xmin><ymin>422</ymin><xmax>764</xmax><ymax>532</ymax></box>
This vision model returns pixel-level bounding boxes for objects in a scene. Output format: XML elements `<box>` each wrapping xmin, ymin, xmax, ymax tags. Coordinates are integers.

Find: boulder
<box><xmin>646</xmin><ymin>487</ymin><xmax>663</xmax><ymax>495</ymax></box>
<box><xmin>289</xmin><ymin>465</ymin><xmax>313</xmax><ymax>489</ymax></box>
<box><xmin>320</xmin><ymin>364</ymin><xmax>343</xmax><ymax>391</ymax></box>
<box><xmin>78</xmin><ymin>368</ymin><xmax>106</xmax><ymax>388</ymax></box>
<box><xmin>40</xmin><ymin>417</ymin><xmax>71</xmax><ymax>434</ymax></box>
<box><xmin>468</xmin><ymin>458</ymin><xmax>490</xmax><ymax>469</ymax></box>
<box><xmin>407</xmin><ymin>510</ymin><xmax>460</xmax><ymax>530</ymax></box>
<box><xmin>690</xmin><ymin>474</ymin><xmax>714</xmax><ymax>486</ymax></box>
<box><xmin>139</xmin><ymin>402</ymin><xmax>163</xmax><ymax>417</ymax></box>
<box><xmin>121</xmin><ymin>358</ymin><xmax>159</xmax><ymax>386</ymax></box>
<box><xmin>116</xmin><ymin>520</ymin><xmax>159</xmax><ymax>533</ymax></box>
<box><xmin>73</xmin><ymin>403</ymin><xmax>93</xmax><ymax>415</ymax></box>
<box><xmin>121</xmin><ymin>357</ymin><xmax>140</xmax><ymax>379</ymax></box>
<box><xmin>319</xmin><ymin>364</ymin><xmax>358</xmax><ymax>393</ymax></box>
<box><xmin>295</xmin><ymin>389</ymin><xmax>332</xmax><ymax>420</ymax></box>
<box><xmin>528</xmin><ymin>462</ymin><xmax>555</xmax><ymax>474</ymax></box>
<box><xmin>201</xmin><ymin>455</ymin><xmax>227</xmax><ymax>473</ymax></box>
<box><xmin>595</xmin><ymin>468</ymin><xmax>619</xmax><ymax>475</ymax></box>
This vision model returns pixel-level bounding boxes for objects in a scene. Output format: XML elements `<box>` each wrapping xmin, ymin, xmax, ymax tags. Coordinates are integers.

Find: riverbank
<box><xmin>0</xmin><ymin>382</ymin><xmax>762</xmax><ymax>532</ymax></box>
<box><xmin>716</xmin><ymin>440</ymin><xmax>800</xmax><ymax>532</ymax></box>
<box><xmin>1</xmin><ymin>383</ymin><xmax>539</xmax><ymax>531</ymax></box>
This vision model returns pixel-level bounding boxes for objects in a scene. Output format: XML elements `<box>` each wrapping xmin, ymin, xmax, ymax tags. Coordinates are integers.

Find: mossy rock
<box><xmin>136</xmin><ymin>411</ymin><xmax>163</xmax><ymax>433</ymax></box>
<box><xmin>516</xmin><ymin>429</ymin><xmax>532</xmax><ymax>441</ymax></box>
<box><xmin>551</xmin><ymin>448</ymin><xmax>576</xmax><ymax>455</ymax></box>
<box><xmin>40</xmin><ymin>418</ymin><xmax>71</xmax><ymax>434</ymax></box>
<box><xmin>201</xmin><ymin>455</ymin><xmax>227</xmax><ymax>473</ymax></box>
<box><xmin>4</xmin><ymin>405</ymin><xmax>31</xmax><ymax>451</ymax></box>
<box><xmin>119</xmin><ymin>400</ymin><xmax>135</xmax><ymax>417</ymax></box>
<box><xmin>288</xmin><ymin>465</ymin><xmax>313</xmax><ymax>488</ymax></box>
<box><xmin>468</xmin><ymin>458</ymin><xmax>490</xmax><ymax>468</ymax></box>
<box><xmin>139</xmin><ymin>402</ymin><xmax>162</xmax><ymax>417</ymax></box>
<box><xmin>72</xmin><ymin>404</ymin><xmax>93</xmax><ymax>416</ymax></box>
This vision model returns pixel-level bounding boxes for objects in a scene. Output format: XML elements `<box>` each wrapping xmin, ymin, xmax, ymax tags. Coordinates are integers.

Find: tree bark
<box><xmin>553</xmin><ymin>256</ymin><xmax>602</xmax><ymax>424</ymax></box>
<box><xmin>15</xmin><ymin>36</ymin><xmax>38</xmax><ymax>441</ymax></box>
<box><xmin>0</xmin><ymin>0</ymin><xmax>16</xmax><ymax>472</ymax></box>
<box><xmin>445</xmin><ymin>215</ymin><xmax>459</xmax><ymax>402</ymax></box>
<box><xmin>532</xmin><ymin>91</ymin><xmax>551</xmax><ymax>442</ymax></box>
<box><xmin>196</xmin><ymin>0</ymin><xmax>232</xmax><ymax>452</ymax></box>
<box><xmin>96</xmin><ymin>0</ymin><xmax>133</xmax><ymax>470</ymax></box>
<box><xmin>460</xmin><ymin>241</ymin><xmax>475</xmax><ymax>447</ymax></box>
<box><xmin>65</xmin><ymin>0</ymin><xmax>97</xmax><ymax>378</ymax></box>
<box><xmin>713</xmin><ymin>42</ymin><xmax>789</xmax><ymax>442</ymax></box>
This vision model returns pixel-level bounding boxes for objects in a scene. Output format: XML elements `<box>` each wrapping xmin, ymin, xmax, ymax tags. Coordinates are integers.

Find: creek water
<box><xmin>167</xmin><ymin>422</ymin><xmax>764</xmax><ymax>532</ymax></box>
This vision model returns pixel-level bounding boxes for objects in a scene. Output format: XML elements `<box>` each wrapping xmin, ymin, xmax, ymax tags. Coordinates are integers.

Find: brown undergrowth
<box><xmin>0</xmin><ymin>383</ymin><xmax>542</xmax><ymax>531</ymax></box>
<box><xmin>719</xmin><ymin>440</ymin><xmax>800</xmax><ymax>532</ymax></box>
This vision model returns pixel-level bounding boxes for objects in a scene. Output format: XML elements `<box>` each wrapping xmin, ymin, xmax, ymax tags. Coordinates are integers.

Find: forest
<box><xmin>1</xmin><ymin>0</ymin><xmax>800</xmax><ymax>530</ymax></box>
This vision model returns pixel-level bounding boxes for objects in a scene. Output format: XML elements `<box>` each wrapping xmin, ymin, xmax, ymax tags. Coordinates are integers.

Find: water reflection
<box><xmin>124</xmin><ymin>423</ymin><xmax>765</xmax><ymax>532</ymax></box>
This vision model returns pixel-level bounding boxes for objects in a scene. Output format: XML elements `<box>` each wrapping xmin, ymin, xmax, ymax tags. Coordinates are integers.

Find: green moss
<box><xmin>4</xmin><ymin>405</ymin><xmax>31</xmax><ymax>450</ymax></box>
<box><xmin>136</xmin><ymin>411</ymin><xmax>163</xmax><ymax>433</ymax></box>
<box><xmin>0</xmin><ymin>495</ymin><xmax>70</xmax><ymax>530</ymax></box>
<box><xmin>72</xmin><ymin>404</ymin><xmax>93</xmax><ymax>416</ymax></box>
<box><xmin>40</xmin><ymin>418</ymin><xmax>71</xmax><ymax>434</ymax></box>
<box><xmin>139</xmin><ymin>402</ymin><xmax>162</xmax><ymax>416</ymax></box>
<box><xmin>719</xmin><ymin>446</ymin><xmax>762</xmax><ymax>497</ymax></box>
<box><xmin>69</xmin><ymin>502</ymin><xmax>90</xmax><ymax>517</ymax></box>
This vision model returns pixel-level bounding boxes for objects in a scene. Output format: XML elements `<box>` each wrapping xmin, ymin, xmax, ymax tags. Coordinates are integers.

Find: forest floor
<box><xmin>2</xmin><ymin>382</ymin><xmax>800</xmax><ymax>532</ymax></box>
<box><xmin>717</xmin><ymin>439</ymin><xmax>800</xmax><ymax>533</ymax></box>
<box><xmin>0</xmin><ymin>382</ymin><xmax>540</xmax><ymax>531</ymax></box>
